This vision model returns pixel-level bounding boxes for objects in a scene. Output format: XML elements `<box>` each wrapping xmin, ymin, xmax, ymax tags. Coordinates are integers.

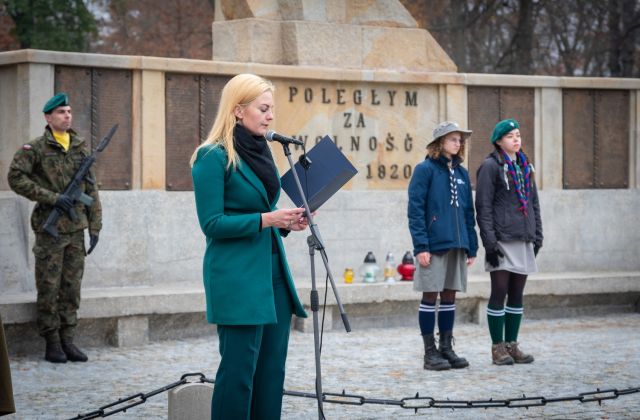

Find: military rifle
<box><xmin>42</xmin><ymin>124</ymin><xmax>118</xmax><ymax>239</ymax></box>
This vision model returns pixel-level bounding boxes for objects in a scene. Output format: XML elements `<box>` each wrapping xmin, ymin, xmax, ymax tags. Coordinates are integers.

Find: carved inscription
<box><xmin>273</xmin><ymin>81</ymin><xmax>436</xmax><ymax>190</ymax></box>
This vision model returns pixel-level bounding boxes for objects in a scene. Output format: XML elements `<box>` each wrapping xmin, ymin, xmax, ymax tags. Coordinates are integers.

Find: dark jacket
<box><xmin>408</xmin><ymin>155</ymin><xmax>478</xmax><ymax>258</ymax></box>
<box><xmin>475</xmin><ymin>150</ymin><xmax>543</xmax><ymax>251</ymax></box>
<box><xmin>7</xmin><ymin>127</ymin><xmax>102</xmax><ymax>235</ymax></box>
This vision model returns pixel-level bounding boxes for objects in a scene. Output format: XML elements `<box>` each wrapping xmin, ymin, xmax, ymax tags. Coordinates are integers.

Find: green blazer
<box><xmin>192</xmin><ymin>145</ymin><xmax>307</xmax><ymax>325</ymax></box>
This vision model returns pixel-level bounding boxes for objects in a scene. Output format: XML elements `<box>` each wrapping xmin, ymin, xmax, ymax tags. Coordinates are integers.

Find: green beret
<box><xmin>43</xmin><ymin>93</ymin><xmax>69</xmax><ymax>113</ymax></box>
<box><xmin>491</xmin><ymin>119</ymin><xmax>519</xmax><ymax>144</ymax></box>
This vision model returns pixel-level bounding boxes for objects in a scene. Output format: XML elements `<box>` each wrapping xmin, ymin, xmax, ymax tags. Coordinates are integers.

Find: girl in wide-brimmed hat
<box><xmin>408</xmin><ymin>121</ymin><xmax>479</xmax><ymax>371</ymax></box>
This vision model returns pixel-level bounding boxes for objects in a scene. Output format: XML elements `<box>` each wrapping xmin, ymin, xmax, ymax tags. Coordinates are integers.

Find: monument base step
<box><xmin>2</xmin><ymin>271</ymin><xmax>638</xmax><ymax>355</ymax></box>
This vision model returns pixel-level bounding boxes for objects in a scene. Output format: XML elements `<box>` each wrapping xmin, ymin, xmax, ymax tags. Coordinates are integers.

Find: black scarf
<box><xmin>233</xmin><ymin>124</ymin><xmax>279</xmax><ymax>204</ymax></box>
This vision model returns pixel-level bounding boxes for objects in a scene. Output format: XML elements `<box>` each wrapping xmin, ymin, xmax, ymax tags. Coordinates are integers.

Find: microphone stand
<box><xmin>280</xmin><ymin>142</ymin><xmax>351</xmax><ymax>420</ymax></box>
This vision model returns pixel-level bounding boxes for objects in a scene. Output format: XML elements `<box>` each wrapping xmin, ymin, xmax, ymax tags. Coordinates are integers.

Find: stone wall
<box><xmin>2</xmin><ymin>187</ymin><xmax>639</xmax><ymax>296</ymax></box>
<box><xmin>1</xmin><ymin>50</ymin><xmax>639</xmax><ymax>337</ymax></box>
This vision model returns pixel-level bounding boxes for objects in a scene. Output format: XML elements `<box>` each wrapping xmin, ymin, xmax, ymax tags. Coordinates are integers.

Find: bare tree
<box><xmin>2</xmin><ymin>0</ymin><xmax>638</xmax><ymax>76</ymax></box>
<box><xmin>401</xmin><ymin>0</ymin><xmax>640</xmax><ymax>77</ymax></box>
<box><xmin>92</xmin><ymin>0</ymin><xmax>214</xmax><ymax>59</ymax></box>
<box><xmin>607</xmin><ymin>0</ymin><xmax>640</xmax><ymax>77</ymax></box>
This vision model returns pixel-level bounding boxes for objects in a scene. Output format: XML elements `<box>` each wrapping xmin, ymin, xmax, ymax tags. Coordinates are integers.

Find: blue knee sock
<box><xmin>418</xmin><ymin>300</ymin><xmax>436</xmax><ymax>335</ymax></box>
<box><xmin>437</xmin><ymin>301</ymin><xmax>455</xmax><ymax>333</ymax></box>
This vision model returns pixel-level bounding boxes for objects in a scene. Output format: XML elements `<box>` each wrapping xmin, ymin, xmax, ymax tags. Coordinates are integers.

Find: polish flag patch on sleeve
<box><xmin>22</xmin><ymin>144</ymin><xmax>33</xmax><ymax>150</ymax></box>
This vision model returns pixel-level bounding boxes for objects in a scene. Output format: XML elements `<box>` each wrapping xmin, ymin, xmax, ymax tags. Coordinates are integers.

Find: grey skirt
<box><xmin>485</xmin><ymin>240</ymin><xmax>538</xmax><ymax>274</ymax></box>
<box><xmin>413</xmin><ymin>248</ymin><xmax>468</xmax><ymax>293</ymax></box>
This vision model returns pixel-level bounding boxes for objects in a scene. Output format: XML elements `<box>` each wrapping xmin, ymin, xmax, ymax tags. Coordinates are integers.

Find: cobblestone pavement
<box><xmin>6</xmin><ymin>313</ymin><xmax>640</xmax><ymax>419</ymax></box>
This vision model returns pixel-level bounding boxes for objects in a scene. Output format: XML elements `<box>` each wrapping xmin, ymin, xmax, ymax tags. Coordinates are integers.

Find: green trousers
<box><xmin>211</xmin><ymin>254</ymin><xmax>294</xmax><ymax>420</ymax></box>
<box><xmin>34</xmin><ymin>231</ymin><xmax>86</xmax><ymax>341</ymax></box>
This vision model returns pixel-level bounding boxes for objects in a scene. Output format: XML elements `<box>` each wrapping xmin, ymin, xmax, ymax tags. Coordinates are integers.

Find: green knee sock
<box><xmin>486</xmin><ymin>304</ymin><xmax>505</xmax><ymax>344</ymax></box>
<box><xmin>505</xmin><ymin>304</ymin><xmax>524</xmax><ymax>342</ymax></box>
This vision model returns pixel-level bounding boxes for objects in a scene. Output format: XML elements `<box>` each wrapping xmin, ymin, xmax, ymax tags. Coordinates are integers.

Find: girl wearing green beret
<box><xmin>475</xmin><ymin>119</ymin><xmax>543</xmax><ymax>366</ymax></box>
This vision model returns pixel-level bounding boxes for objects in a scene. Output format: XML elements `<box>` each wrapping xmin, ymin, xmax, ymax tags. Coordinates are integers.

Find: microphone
<box><xmin>265</xmin><ymin>130</ymin><xmax>304</xmax><ymax>146</ymax></box>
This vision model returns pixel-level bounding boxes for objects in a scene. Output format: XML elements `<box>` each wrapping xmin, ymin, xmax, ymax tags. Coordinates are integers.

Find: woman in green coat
<box><xmin>191</xmin><ymin>73</ymin><xmax>308</xmax><ymax>420</ymax></box>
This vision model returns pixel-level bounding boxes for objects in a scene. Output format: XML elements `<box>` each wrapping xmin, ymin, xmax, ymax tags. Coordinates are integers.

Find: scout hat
<box><xmin>491</xmin><ymin>118</ymin><xmax>519</xmax><ymax>144</ymax></box>
<box><xmin>429</xmin><ymin>121</ymin><xmax>472</xmax><ymax>146</ymax></box>
<box><xmin>43</xmin><ymin>93</ymin><xmax>69</xmax><ymax>114</ymax></box>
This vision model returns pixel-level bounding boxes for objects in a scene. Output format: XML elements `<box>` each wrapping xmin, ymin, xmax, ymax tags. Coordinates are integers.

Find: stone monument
<box><xmin>212</xmin><ymin>0</ymin><xmax>456</xmax><ymax>72</ymax></box>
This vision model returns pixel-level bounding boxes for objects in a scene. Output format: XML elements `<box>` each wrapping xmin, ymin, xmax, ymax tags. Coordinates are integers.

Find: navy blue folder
<box><xmin>280</xmin><ymin>136</ymin><xmax>358</xmax><ymax>212</ymax></box>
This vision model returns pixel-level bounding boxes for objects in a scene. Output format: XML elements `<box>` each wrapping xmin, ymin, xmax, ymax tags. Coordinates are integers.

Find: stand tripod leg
<box><xmin>309</xmin><ymin>243</ymin><xmax>324</xmax><ymax>419</ymax></box>
<box><xmin>308</xmin><ymin>242</ymin><xmax>324</xmax><ymax>418</ymax></box>
<box><xmin>280</xmin><ymin>141</ymin><xmax>350</xmax><ymax>419</ymax></box>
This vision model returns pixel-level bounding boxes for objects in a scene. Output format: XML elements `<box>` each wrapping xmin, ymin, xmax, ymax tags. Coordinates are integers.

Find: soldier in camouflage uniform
<box><xmin>7</xmin><ymin>93</ymin><xmax>102</xmax><ymax>363</ymax></box>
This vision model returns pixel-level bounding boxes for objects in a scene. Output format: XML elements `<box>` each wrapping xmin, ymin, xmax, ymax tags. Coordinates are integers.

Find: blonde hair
<box><xmin>190</xmin><ymin>73</ymin><xmax>275</xmax><ymax>168</ymax></box>
<box><xmin>426</xmin><ymin>135</ymin><xmax>466</xmax><ymax>162</ymax></box>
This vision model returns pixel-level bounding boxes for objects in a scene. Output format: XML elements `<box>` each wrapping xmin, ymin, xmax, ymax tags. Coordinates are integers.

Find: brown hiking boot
<box><xmin>506</xmin><ymin>341</ymin><xmax>534</xmax><ymax>364</ymax></box>
<box><xmin>491</xmin><ymin>342</ymin><xmax>514</xmax><ymax>365</ymax></box>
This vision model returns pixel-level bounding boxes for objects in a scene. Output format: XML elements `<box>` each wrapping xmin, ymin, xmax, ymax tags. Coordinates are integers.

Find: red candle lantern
<box><xmin>397</xmin><ymin>251</ymin><xmax>416</xmax><ymax>281</ymax></box>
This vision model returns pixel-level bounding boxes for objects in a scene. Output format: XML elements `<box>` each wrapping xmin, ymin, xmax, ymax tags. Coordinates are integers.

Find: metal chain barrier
<box><xmin>68</xmin><ymin>373</ymin><xmax>640</xmax><ymax>419</ymax></box>
<box><xmin>69</xmin><ymin>373</ymin><xmax>207</xmax><ymax>420</ymax></box>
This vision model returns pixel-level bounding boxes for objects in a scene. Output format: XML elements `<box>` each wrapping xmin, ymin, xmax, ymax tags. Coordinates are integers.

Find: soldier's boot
<box><xmin>61</xmin><ymin>339</ymin><xmax>88</xmax><ymax>362</ymax></box>
<box><xmin>438</xmin><ymin>331</ymin><xmax>469</xmax><ymax>369</ymax></box>
<box><xmin>491</xmin><ymin>342</ymin><xmax>514</xmax><ymax>365</ymax></box>
<box><xmin>506</xmin><ymin>341</ymin><xmax>534</xmax><ymax>364</ymax></box>
<box><xmin>45</xmin><ymin>340</ymin><xmax>67</xmax><ymax>363</ymax></box>
<box><xmin>422</xmin><ymin>335</ymin><xmax>450</xmax><ymax>371</ymax></box>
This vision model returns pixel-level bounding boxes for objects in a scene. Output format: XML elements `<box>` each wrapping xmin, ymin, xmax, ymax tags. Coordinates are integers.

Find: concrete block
<box><xmin>444</xmin><ymin>84</ymin><xmax>468</xmax><ymax>132</ymax></box>
<box><xmin>282</xmin><ymin>21</ymin><xmax>362</xmax><ymax>68</ymax></box>
<box><xmin>115</xmin><ymin>316</ymin><xmax>149</xmax><ymax>347</ymax></box>
<box><xmin>362</xmin><ymin>26</ymin><xmax>456</xmax><ymax>72</ymax></box>
<box><xmin>140</xmin><ymin>70</ymin><xmax>165</xmax><ymax>189</ymax></box>
<box><xmin>539</xmin><ymin>88</ymin><xmax>563</xmax><ymax>189</ymax></box>
<box><xmin>0</xmin><ymin>63</ymin><xmax>54</xmax><ymax>190</ymax></box>
<box><xmin>0</xmin><ymin>194</ymin><xmax>33</xmax><ymax>294</ymax></box>
<box><xmin>212</xmin><ymin>19</ymin><xmax>283</xmax><ymax>64</ymax></box>
<box><xmin>216</xmin><ymin>0</ymin><xmax>417</xmax><ymax>27</ymax></box>
<box><xmin>149</xmin><ymin>313</ymin><xmax>215</xmax><ymax>341</ymax></box>
<box><xmin>0</xmin><ymin>66</ymin><xmax>17</xmax><ymax>191</ymax></box>
<box><xmin>212</xmin><ymin>18</ymin><xmax>453</xmax><ymax>71</ymax></box>
<box><xmin>338</xmin><ymin>0</ymin><xmax>417</xmax><ymax>27</ymax></box>
<box><xmin>168</xmin><ymin>382</ymin><xmax>214</xmax><ymax>420</ymax></box>
<box><xmin>81</xmin><ymin>190</ymin><xmax>204</xmax><ymax>289</ymax></box>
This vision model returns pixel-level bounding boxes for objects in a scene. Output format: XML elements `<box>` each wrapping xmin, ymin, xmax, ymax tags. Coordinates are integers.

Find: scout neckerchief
<box><xmin>500</xmin><ymin>150</ymin><xmax>530</xmax><ymax>215</ymax></box>
<box><xmin>447</xmin><ymin>160</ymin><xmax>459</xmax><ymax>208</ymax></box>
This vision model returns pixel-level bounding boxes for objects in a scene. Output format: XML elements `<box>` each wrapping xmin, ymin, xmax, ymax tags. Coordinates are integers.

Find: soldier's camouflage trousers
<box><xmin>33</xmin><ymin>230</ymin><xmax>86</xmax><ymax>342</ymax></box>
